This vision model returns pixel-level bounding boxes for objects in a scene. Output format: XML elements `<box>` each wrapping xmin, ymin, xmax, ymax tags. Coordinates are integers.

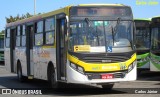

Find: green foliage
<box><xmin>6</xmin><ymin>13</ymin><xmax>33</xmax><ymax>23</ymax></box>
<box><xmin>0</xmin><ymin>30</ymin><xmax>4</xmax><ymax>34</ymax></box>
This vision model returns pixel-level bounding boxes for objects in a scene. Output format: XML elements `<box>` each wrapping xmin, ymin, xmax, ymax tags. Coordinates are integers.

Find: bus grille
<box><xmin>81</xmin><ymin>55</ymin><xmax>129</xmax><ymax>63</ymax></box>
<box><xmin>86</xmin><ymin>72</ymin><xmax>126</xmax><ymax>80</ymax></box>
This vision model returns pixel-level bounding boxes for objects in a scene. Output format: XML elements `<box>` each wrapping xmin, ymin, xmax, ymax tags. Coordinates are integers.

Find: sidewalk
<box><xmin>0</xmin><ymin>65</ymin><xmax>13</xmax><ymax>76</ymax></box>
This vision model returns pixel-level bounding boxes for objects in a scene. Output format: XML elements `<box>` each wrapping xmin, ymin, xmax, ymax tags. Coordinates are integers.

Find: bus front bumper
<box><xmin>67</xmin><ymin>61</ymin><xmax>137</xmax><ymax>84</ymax></box>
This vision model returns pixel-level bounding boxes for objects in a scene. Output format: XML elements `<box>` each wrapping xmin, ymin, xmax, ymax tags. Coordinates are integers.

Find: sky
<box><xmin>0</xmin><ymin>0</ymin><xmax>160</xmax><ymax>31</ymax></box>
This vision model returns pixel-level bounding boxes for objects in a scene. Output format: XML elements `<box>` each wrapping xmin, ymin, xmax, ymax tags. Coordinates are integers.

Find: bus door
<box><xmin>10</xmin><ymin>28</ymin><xmax>16</xmax><ymax>72</ymax></box>
<box><xmin>56</xmin><ymin>14</ymin><xmax>67</xmax><ymax>81</ymax></box>
<box><xmin>26</xmin><ymin>24</ymin><xmax>34</xmax><ymax>76</ymax></box>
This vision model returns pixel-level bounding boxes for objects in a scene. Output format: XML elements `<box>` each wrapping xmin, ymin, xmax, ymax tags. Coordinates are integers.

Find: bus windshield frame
<box><xmin>151</xmin><ymin>27</ymin><xmax>160</xmax><ymax>50</ymax></box>
<box><xmin>135</xmin><ymin>21</ymin><xmax>151</xmax><ymax>50</ymax></box>
<box><xmin>68</xmin><ymin>19</ymin><xmax>134</xmax><ymax>53</ymax></box>
<box><xmin>69</xmin><ymin>6</ymin><xmax>134</xmax><ymax>53</ymax></box>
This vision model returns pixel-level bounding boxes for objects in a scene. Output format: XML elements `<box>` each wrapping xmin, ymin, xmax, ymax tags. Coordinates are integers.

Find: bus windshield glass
<box><xmin>135</xmin><ymin>26</ymin><xmax>150</xmax><ymax>50</ymax></box>
<box><xmin>68</xmin><ymin>20</ymin><xmax>133</xmax><ymax>52</ymax></box>
<box><xmin>151</xmin><ymin>27</ymin><xmax>160</xmax><ymax>50</ymax></box>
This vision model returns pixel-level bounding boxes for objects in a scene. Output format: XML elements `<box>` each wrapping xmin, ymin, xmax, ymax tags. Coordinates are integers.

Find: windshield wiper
<box><xmin>84</xmin><ymin>18</ymin><xmax>101</xmax><ymax>46</ymax></box>
<box><xmin>84</xmin><ymin>18</ymin><xmax>91</xmax><ymax>27</ymax></box>
<box><xmin>114</xmin><ymin>17</ymin><xmax>121</xmax><ymax>35</ymax></box>
<box><xmin>112</xmin><ymin>18</ymin><xmax>122</xmax><ymax>45</ymax></box>
<box><xmin>111</xmin><ymin>18</ymin><xmax>121</xmax><ymax>46</ymax></box>
<box><xmin>111</xmin><ymin>26</ymin><xmax>115</xmax><ymax>46</ymax></box>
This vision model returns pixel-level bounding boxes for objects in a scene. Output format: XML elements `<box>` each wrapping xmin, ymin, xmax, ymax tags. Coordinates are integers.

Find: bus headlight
<box><xmin>70</xmin><ymin>63</ymin><xmax>77</xmax><ymax>69</ymax></box>
<box><xmin>128</xmin><ymin>64</ymin><xmax>132</xmax><ymax>72</ymax></box>
<box><xmin>70</xmin><ymin>62</ymin><xmax>84</xmax><ymax>74</ymax></box>
<box><xmin>128</xmin><ymin>61</ymin><xmax>136</xmax><ymax>73</ymax></box>
<box><xmin>77</xmin><ymin>66</ymin><xmax>84</xmax><ymax>74</ymax></box>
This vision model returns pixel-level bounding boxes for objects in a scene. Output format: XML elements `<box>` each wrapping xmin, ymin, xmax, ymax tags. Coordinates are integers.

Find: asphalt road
<box><xmin>0</xmin><ymin>65</ymin><xmax>160</xmax><ymax>97</ymax></box>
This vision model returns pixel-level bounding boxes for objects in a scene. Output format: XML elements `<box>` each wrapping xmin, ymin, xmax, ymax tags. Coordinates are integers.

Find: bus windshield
<box><xmin>135</xmin><ymin>27</ymin><xmax>150</xmax><ymax>50</ymax></box>
<box><xmin>151</xmin><ymin>27</ymin><xmax>160</xmax><ymax>50</ymax></box>
<box><xmin>68</xmin><ymin>20</ymin><xmax>133</xmax><ymax>52</ymax></box>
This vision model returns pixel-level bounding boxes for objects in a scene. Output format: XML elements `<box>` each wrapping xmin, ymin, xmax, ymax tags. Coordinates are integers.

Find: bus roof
<box><xmin>78</xmin><ymin>4</ymin><xmax>126</xmax><ymax>6</ymax></box>
<box><xmin>151</xmin><ymin>16</ymin><xmax>160</xmax><ymax>24</ymax></box>
<box><xmin>152</xmin><ymin>16</ymin><xmax>160</xmax><ymax>18</ymax></box>
<box><xmin>134</xmin><ymin>18</ymin><xmax>151</xmax><ymax>21</ymax></box>
<box><xmin>6</xmin><ymin>4</ymin><xmax>130</xmax><ymax>28</ymax></box>
<box><xmin>152</xmin><ymin>16</ymin><xmax>160</xmax><ymax>20</ymax></box>
<box><xmin>6</xmin><ymin>6</ymin><xmax>71</xmax><ymax>28</ymax></box>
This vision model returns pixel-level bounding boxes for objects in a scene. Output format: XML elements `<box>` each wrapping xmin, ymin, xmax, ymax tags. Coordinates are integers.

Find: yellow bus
<box><xmin>5</xmin><ymin>4</ymin><xmax>137</xmax><ymax>89</ymax></box>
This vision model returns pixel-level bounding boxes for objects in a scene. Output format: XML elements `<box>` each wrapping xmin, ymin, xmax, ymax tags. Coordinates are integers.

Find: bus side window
<box><xmin>35</xmin><ymin>21</ymin><xmax>44</xmax><ymax>46</ymax></box>
<box><xmin>22</xmin><ymin>25</ymin><xmax>26</xmax><ymax>46</ymax></box>
<box><xmin>45</xmin><ymin>17</ymin><xmax>55</xmax><ymax>45</ymax></box>
<box><xmin>16</xmin><ymin>26</ymin><xmax>21</xmax><ymax>47</ymax></box>
<box><xmin>5</xmin><ymin>29</ymin><xmax>10</xmax><ymax>48</ymax></box>
<box><xmin>0</xmin><ymin>34</ymin><xmax>4</xmax><ymax>49</ymax></box>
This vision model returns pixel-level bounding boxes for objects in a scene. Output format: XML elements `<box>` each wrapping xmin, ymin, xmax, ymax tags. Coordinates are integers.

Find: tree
<box><xmin>0</xmin><ymin>30</ymin><xmax>4</xmax><ymax>33</ymax></box>
<box><xmin>6</xmin><ymin>13</ymin><xmax>33</xmax><ymax>23</ymax></box>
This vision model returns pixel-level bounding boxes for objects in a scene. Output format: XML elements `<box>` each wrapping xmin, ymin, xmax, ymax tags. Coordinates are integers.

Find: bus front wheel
<box><xmin>50</xmin><ymin>66</ymin><xmax>60</xmax><ymax>88</ymax></box>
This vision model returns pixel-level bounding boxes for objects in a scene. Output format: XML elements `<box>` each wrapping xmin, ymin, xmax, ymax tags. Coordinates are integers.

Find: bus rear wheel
<box><xmin>17</xmin><ymin>63</ymin><xmax>25</xmax><ymax>82</ymax></box>
<box><xmin>101</xmin><ymin>84</ymin><xmax>114</xmax><ymax>90</ymax></box>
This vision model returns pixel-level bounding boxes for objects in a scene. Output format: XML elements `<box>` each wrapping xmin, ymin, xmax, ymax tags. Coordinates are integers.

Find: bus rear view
<box><xmin>67</xmin><ymin>4</ymin><xmax>137</xmax><ymax>88</ymax></box>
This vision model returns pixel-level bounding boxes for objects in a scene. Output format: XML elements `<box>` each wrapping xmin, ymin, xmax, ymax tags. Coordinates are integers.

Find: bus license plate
<box><xmin>101</xmin><ymin>74</ymin><xmax>113</xmax><ymax>79</ymax></box>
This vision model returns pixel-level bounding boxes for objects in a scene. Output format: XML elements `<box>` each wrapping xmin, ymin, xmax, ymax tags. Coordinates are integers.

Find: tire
<box><xmin>137</xmin><ymin>69</ymin><xmax>142</xmax><ymax>76</ymax></box>
<box><xmin>17</xmin><ymin>63</ymin><xmax>25</xmax><ymax>82</ymax></box>
<box><xmin>49</xmin><ymin>66</ymin><xmax>61</xmax><ymax>88</ymax></box>
<box><xmin>101</xmin><ymin>84</ymin><xmax>114</xmax><ymax>90</ymax></box>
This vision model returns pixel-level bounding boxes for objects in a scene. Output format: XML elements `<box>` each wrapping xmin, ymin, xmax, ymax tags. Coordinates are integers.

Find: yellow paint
<box><xmin>83</xmin><ymin>36</ymin><xmax>87</xmax><ymax>45</ymax></box>
<box><xmin>28</xmin><ymin>76</ymin><xmax>33</xmax><ymax>79</ymax></box>
<box><xmin>42</xmin><ymin>6</ymin><xmax>71</xmax><ymax>18</ymax></box>
<box><xmin>6</xmin><ymin>4</ymin><xmax>127</xmax><ymax>27</ymax></box>
<box><xmin>42</xmin><ymin>45</ymin><xmax>55</xmax><ymax>48</ymax></box>
<box><xmin>6</xmin><ymin>6</ymin><xmax>71</xmax><ymax>27</ymax></box>
<box><xmin>79</xmin><ymin>4</ymin><xmax>124</xmax><ymax>6</ymax></box>
<box><xmin>41</xmin><ymin>53</ymin><xmax>50</xmax><ymax>58</ymax></box>
<box><xmin>68</xmin><ymin>53</ymin><xmax>136</xmax><ymax>72</ymax></box>
<box><xmin>49</xmin><ymin>34</ymin><xmax>52</xmax><ymax>38</ymax></box>
<box><xmin>74</xmin><ymin>45</ymin><xmax>90</xmax><ymax>52</ymax></box>
<box><xmin>39</xmin><ymin>50</ymin><xmax>50</xmax><ymax>58</ymax></box>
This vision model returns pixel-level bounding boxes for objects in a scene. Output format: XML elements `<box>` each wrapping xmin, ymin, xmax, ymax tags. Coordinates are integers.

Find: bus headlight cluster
<box><xmin>70</xmin><ymin>62</ymin><xmax>84</xmax><ymax>74</ymax></box>
<box><xmin>128</xmin><ymin>61</ymin><xmax>136</xmax><ymax>73</ymax></box>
